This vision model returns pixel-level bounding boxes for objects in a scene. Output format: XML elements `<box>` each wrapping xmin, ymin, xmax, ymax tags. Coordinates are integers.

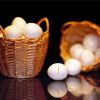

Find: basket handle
<box><xmin>37</xmin><ymin>17</ymin><xmax>49</xmax><ymax>33</ymax></box>
<box><xmin>0</xmin><ymin>26</ymin><xmax>4</xmax><ymax>37</ymax></box>
<box><xmin>61</xmin><ymin>21</ymin><xmax>77</xmax><ymax>34</ymax></box>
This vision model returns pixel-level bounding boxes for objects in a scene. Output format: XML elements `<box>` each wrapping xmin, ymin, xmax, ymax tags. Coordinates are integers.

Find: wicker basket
<box><xmin>60</xmin><ymin>21</ymin><xmax>100</xmax><ymax>72</ymax></box>
<box><xmin>0</xmin><ymin>17</ymin><xmax>49</xmax><ymax>78</ymax></box>
<box><xmin>0</xmin><ymin>78</ymin><xmax>46</xmax><ymax>100</ymax></box>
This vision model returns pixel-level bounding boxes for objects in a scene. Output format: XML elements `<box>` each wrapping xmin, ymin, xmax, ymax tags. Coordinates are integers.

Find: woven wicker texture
<box><xmin>0</xmin><ymin>17</ymin><xmax>49</xmax><ymax>78</ymax></box>
<box><xmin>0</xmin><ymin>78</ymin><xmax>46</xmax><ymax>100</ymax></box>
<box><xmin>60</xmin><ymin>21</ymin><xmax>100</xmax><ymax>72</ymax></box>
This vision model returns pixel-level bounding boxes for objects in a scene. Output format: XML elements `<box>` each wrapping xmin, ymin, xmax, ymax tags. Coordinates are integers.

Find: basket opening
<box><xmin>62</xmin><ymin>23</ymin><xmax>99</xmax><ymax>51</ymax></box>
<box><xmin>60</xmin><ymin>22</ymin><xmax>100</xmax><ymax>62</ymax></box>
<box><xmin>40</xmin><ymin>22</ymin><xmax>46</xmax><ymax>32</ymax></box>
<box><xmin>62</xmin><ymin>24</ymin><xmax>71</xmax><ymax>31</ymax></box>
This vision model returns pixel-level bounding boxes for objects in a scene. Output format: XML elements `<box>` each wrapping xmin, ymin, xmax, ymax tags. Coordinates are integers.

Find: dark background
<box><xmin>0</xmin><ymin>1</ymin><xmax>100</xmax><ymax>100</ymax></box>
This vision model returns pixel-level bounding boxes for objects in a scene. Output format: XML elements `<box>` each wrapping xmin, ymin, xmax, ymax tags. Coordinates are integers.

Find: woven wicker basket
<box><xmin>60</xmin><ymin>21</ymin><xmax>100</xmax><ymax>72</ymax></box>
<box><xmin>0</xmin><ymin>17</ymin><xmax>49</xmax><ymax>78</ymax></box>
<box><xmin>0</xmin><ymin>78</ymin><xmax>46</xmax><ymax>100</ymax></box>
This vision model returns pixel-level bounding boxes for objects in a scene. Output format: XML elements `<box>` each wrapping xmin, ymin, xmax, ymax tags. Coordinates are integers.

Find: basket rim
<box><xmin>61</xmin><ymin>20</ymin><xmax>100</xmax><ymax>36</ymax></box>
<box><xmin>60</xmin><ymin>21</ymin><xmax>100</xmax><ymax>72</ymax></box>
<box><xmin>0</xmin><ymin>17</ymin><xmax>49</xmax><ymax>42</ymax></box>
<box><xmin>0</xmin><ymin>32</ymin><xmax>49</xmax><ymax>43</ymax></box>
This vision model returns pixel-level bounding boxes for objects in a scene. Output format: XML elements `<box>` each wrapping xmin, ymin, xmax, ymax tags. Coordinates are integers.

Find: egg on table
<box><xmin>69</xmin><ymin>43</ymin><xmax>84</xmax><ymax>59</ymax></box>
<box><xmin>47</xmin><ymin>63</ymin><xmax>68</xmax><ymax>80</ymax></box>
<box><xmin>23</xmin><ymin>23</ymin><xmax>43</xmax><ymax>38</ymax></box>
<box><xmin>83</xmin><ymin>34</ymin><xmax>99</xmax><ymax>52</ymax></box>
<box><xmin>65</xmin><ymin>58</ymin><xmax>82</xmax><ymax>75</ymax></box>
<box><xmin>47</xmin><ymin>81</ymin><xmax>67</xmax><ymax>98</ymax></box>
<box><xmin>80</xmin><ymin>49</ymin><xmax>95</xmax><ymax>67</ymax></box>
<box><xmin>12</xmin><ymin>17</ymin><xmax>26</xmax><ymax>29</ymax></box>
<box><xmin>4</xmin><ymin>25</ymin><xmax>23</xmax><ymax>39</ymax></box>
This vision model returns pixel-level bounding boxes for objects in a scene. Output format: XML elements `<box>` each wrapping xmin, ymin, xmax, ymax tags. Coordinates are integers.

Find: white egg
<box><xmin>4</xmin><ymin>25</ymin><xmax>22</xmax><ymax>39</ymax></box>
<box><xmin>65</xmin><ymin>58</ymin><xmax>82</xmax><ymax>75</ymax></box>
<box><xmin>12</xmin><ymin>17</ymin><xmax>26</xmax><ymax>29</ymax></box>
<box><xmin>47</xmin><ymin>63</ymin><xmax>68</xmax><ymax>80</ymax></box>
<box><xmin>80</xmin><ymin>49</ymin><xmax>95</xmax><ymax>66</ymax></box>
<box><xmin>23</xmin><ymin>23</ymin><xmax>43</xmax><ymax>38</ymax></box>
<box><xmin>95</xmin><ymin>48</ymin><xmax>100</xmax><ymax>60</ymax></box>
<box><xmin>83</xmin><ymin>34</ymin><xmax>99</xmax><ymax>52</ymax></box>
<box><xmin>69</xmin><ymin>44</ymin><xmax>84</xmax><ymax>59</ymax></box>
<box><xmin>81</xmin><ymin>79</ymin><xmax>94</xmax><ymax>95</ymax></box>
<box><xmin>66</xmin><ymin>77</ymin><xmax>81</xmax><ymax>93</ymax></box>
<box><xmin>47</xmin><ymin>81</ymin><xmax>67</xmax><ymax>98</ymax></box>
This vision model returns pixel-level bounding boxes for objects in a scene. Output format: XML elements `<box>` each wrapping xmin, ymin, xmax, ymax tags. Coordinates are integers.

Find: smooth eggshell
<box><xmin>69</xmin><ymin>44</ymin><xmax>84</xmax><ymax>59</ymax></box>
<box><xmin>4</xmin><ymin>25</ymin><xmax>22</xmax><ymax>39</ymax></box>
<box><xmin>80</xmin><ymin>49</ymin><xmax>95</xmax><ymax>67</ymax></box>
<box><xmin>23</xmin><ymin>23</ymin><xmax>43</xmax><ymax>38</ymax></box>
<box><xmin>12</xmin><ymin>17</ymin><xmax>26</xmax><ymax>29</ymax></box>
<box><xmin>83</xmin><ymin>34</ymin><xmax>99</xmax><ymax>52</ymax></box>
<box><xmin>65</xmin><ymin>58</ymin><xmax>82</xmax><ymax>75</ymax></box>
<box><xmin>47</xmin><ymin>81</ymin><xmax>67</xmax><ymax>98</ymax></box>
<box><xmin>47</xmin><ymin>63</ymin><xmax>68</xmax><ymax>80</ymax></box>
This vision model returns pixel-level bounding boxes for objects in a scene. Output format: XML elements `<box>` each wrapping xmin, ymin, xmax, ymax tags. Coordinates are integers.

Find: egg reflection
<box><xmin>47</xmin><ymin>81</ymin><xmax>67</xmax><ymax>98</ymax></box>
<box><xmin>0</xmin><ymin>78</ymin><xmax>46</xmax><ymax>100</ymax></box>
<box><xmin>65</xmin><ymin>75</ymin><xmax>97</xmax><ymax>98</ymax></box>
<box><xmin>83</xmin><ymin>90</ymin><xmax>98</xmax><ymax>100</ymax></box>
<box><xmin>81</xmin><ymin>78</ymin><xmax>94</xmax><ymax>95</ymax></box>
<box><xmin>66</xmin><ymin>76</ymin><xmax>82</xmax><ymax>97</ymax></box>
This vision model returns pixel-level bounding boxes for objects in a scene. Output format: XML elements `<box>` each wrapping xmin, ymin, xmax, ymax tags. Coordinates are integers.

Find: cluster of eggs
<box><xmin>47</xmin><ymin>76</ymin><xmax>94</xmax><ymax>98</ymax></box>
<box><xmin>70</xmin><ymin>34</ymin><xmax>100</xmax><ymax>66</ymax></box>
<box><xmin>47</xmin><ymin>34</ymin><xmax>100</xmax><ymax>80</ymax></box>
<box><xmin>4</xmin><ymin>17</ymin><xmax>43</xmax><ymax>39</ymax></box>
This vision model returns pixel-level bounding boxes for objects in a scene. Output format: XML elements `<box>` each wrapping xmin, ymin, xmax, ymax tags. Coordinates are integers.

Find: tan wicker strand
<box><xmin>33</xmin><ymin>35</ymin><xmax>49</xmax><ymax>76</ymax></box>
<box><xmin>0</xmin><ymin>17</ymin><xmax>49</xmax><ymax>78</ymax></box>
<box><xmin>0</xmin><ymin>40</ymin><xmax>10</xmax><ymax>76</ymax></box>
<box><xmin>6</xmin><ymin>40</ymin><xmax>16</xmax><ymax>77</ymax></box>
<box><xmin>25</xmin><ymin>41</ymin><xmax>36</xmax><ymax>77</ymax></box>
<box><xmin>60</xmin><ymin>21</ymin><xmax>100</xmax><ymax>72</ymax></box>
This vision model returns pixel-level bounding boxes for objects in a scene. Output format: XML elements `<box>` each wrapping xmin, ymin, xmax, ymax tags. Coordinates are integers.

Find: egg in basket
<box><xmin>0</xmin><ymin>17</ymin><xmax>49</xmax><ymax>78</ymax></box>
<box><xmin>60</xmin><ymin>21</ymin><xmax>100</xmax><ymax>72</ymax></box>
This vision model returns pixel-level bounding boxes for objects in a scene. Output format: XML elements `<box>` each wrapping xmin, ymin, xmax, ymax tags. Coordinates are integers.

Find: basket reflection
<box><xmin>0</xmin><ymin>78</ymin><xmax>46</xmax><ymax>100</ymax></box>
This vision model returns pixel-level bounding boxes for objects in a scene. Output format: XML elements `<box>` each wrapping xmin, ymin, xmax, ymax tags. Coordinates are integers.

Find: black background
<box><xmin>0</xmin><ymin>1</ymin><xmax>100</xmax><ymax>100</ymax></box>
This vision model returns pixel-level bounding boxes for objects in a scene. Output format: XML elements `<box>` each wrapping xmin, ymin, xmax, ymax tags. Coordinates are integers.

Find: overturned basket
<box><xmin>0</xmin><ymin>17</ymin><xmax>49</xmax><ymax>78</ymax></box>
<box><xmin>60</xmin><ymin>21</ymin><xmax>100</xmax><ymax>72</ymax></box>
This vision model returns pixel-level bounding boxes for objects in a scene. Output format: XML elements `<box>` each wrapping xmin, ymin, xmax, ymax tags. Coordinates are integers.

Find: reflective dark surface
<box><xmin>0</xmin><ymin>1</ymin><xmax>100</xmax><ymax>100</ymax></box>
<box><xmin>0</xmin><ymin>78</ymin><xmax>46</xmax><ymax>100</ymax></box>
<box><xmin>0</xmin><ymin>69</ymin><xmax>100</xmax><ymax>100</ymax></box>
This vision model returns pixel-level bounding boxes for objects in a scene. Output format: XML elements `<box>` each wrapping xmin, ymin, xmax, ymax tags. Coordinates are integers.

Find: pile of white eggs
<box><xmin>69</xmin><ymin>34</ymin><xmax>100</xmax><ymax>68</ymax></box>
<box><xmin>47</xmin><ymin>34</ymin><xmax>100</xmax><ymax>80</ymax></box>
<box><xmin>47</xmin><ymin>76</ymin><xmax>94</xmax><ymax>98</ymax></box>
<box><xmin>4</xmin><ymin>17</ymin><xmax>43</xmax><ymax>39</ymax></box>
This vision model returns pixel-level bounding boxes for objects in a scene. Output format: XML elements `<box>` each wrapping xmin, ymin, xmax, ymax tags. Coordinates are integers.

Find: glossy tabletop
<box><xmin>0</xmin><ymin>67</ymin><xmax>100</xmax><ymax>100</ymax></box>
<box><xmin>0</xmin><ymin>1</ymin><xmax>100</xmax><ymax>100</ymax></box>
